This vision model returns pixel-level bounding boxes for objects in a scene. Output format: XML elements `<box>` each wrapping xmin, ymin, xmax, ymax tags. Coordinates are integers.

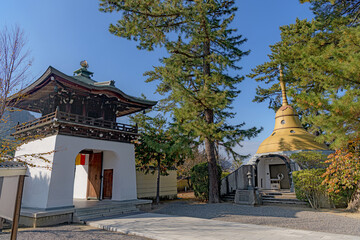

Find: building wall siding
<box><xmin>136</xmin><ymin>170</ymin><xmax>177</xmax><ymax>199</ymax></box>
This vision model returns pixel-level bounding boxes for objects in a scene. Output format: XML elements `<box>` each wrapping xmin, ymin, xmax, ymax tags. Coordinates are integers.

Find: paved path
<box><xmin>0</xmin><ymin>224</ymin><xmax>150</xmax><ymax>240</ymax></box>
<box><xmin>88</xmin><ymin>213</ymin><xmax>360</xmax><ymax>240</ymax></box>
<box><xmin>151</xmin><ymin>201</ymin><xmax>360</xmax><ymax>235</ymax></box>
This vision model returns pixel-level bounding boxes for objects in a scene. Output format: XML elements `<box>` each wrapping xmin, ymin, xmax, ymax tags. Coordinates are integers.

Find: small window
<box><xmin>281</xmin><ymin>120</ymin><xmax>285</xmax><ymax>125</ymax></box>
<box><xmin>290</xmin><ymin>130</ymin><xmax>295</xmax><ymax>133</ymax></box>
<box><xmin>272</xmin><ymin>132</ymin><xmax>276</xmax><ymax>136</ymax></box>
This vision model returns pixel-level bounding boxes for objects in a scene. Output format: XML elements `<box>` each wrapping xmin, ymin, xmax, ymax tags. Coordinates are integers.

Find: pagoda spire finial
<box><xmin>279</xmin><ymin>65</ymin><xmax>288</xmax><ymax>106</ymax></box>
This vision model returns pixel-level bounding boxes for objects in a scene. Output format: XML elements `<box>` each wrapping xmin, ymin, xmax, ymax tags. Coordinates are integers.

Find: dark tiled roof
<box><xmin>14</xmin><ymin>66</ymin><xmax>157</xmax><ymax>107</ymax></box>
<box><xmin>0</xmin><ymin>161</ymin><xmax>26</xmax><ymax>168</ymax></box>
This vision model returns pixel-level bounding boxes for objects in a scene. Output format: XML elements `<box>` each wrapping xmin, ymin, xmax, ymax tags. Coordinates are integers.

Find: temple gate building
<box><xmin>9</xmin><ymin>61</ymin><xmax>157</xmax><ymax>224</ymax></box>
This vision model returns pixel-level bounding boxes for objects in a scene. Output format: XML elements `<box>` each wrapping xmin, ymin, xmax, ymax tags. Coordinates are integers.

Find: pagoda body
<box><xmin>247</xmin><ymin>70</ymin><xmax>331</xmax><ymax>191</ymax></box>
<box><xmin>9</xmin><ymin>62</ymin><xmax>156</xmax><ymax>212</ymax></box>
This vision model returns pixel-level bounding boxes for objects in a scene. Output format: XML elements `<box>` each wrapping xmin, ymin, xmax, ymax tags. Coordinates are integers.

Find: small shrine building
<box><xmin>9</xmin><ymin>61</ymin><xmax>157</xmax><ymax>211</ymax></box>
<box><xmin>247</xmin><ymin>70</ymin><xmax>332</xmax><ymax>191</ymax></box>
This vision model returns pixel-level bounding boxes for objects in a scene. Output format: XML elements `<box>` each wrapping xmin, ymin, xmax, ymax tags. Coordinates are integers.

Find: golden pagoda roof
<box><xmin>256</xmin><ymin>68</ymin><xmax>328</xmax><ymax>154</ymax></box>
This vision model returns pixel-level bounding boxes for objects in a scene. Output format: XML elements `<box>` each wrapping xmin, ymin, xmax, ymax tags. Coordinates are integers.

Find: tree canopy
<box><xmin>249</xmin><ymin>0</ymin><xmax>360</xmax><ymax>148</ymax></box>
<box><xmin>131</xmin><ymin>112</ymin><xmax>190</xmax><ymax>204</ymax></box>
<box><xmin>100</xmin><ymin>0</ymin><xmax>261</xmax><ymax>202</ymax></box>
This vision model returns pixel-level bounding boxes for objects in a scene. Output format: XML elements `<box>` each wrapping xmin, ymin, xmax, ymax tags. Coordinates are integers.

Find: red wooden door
<box><xmin>87</xmin><ymin>153</ymin><xmax>102</xmax><ymax>199</ymax></box>
<box><xmin>102</xmin><ymin>169</ymin><xmax>113</xmax><ymax>199</ymax></box>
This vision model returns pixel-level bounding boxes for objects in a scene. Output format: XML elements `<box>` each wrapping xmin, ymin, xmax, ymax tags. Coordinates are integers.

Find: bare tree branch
<box><xmin>0</xmin><ymin>25</ymin><xmax>32</xmax><ymax>120</ymax></box>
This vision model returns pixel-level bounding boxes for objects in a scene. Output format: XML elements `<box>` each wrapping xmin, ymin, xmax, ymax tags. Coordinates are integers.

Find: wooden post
<box><xmin>10</xmin><ymin>175</ymin><xmax>25</xmax><ymax>240</ymax></box>
<box><xmin>0</xmin><ymin>217</ymin><xmax>3</xmax><ymax>232</ymax></box>
<box><xmin>54</xmin><ymin>106</ymin><xmax>59</xmax><ymax>118</ymax></box>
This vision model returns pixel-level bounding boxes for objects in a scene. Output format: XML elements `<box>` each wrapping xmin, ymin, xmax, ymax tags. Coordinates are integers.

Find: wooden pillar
<box><xmin>0</xmin><ymin>217</ymin><xmax>3</xmax><ymax>232</ymax></box>
<box><xmin>11</xmin><ymin>175</ymin><xmax>25</xmax><ymax>240</ymax></box>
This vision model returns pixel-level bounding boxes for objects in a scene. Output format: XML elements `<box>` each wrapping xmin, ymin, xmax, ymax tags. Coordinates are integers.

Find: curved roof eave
<box><xmin>9</xmin><ymin>66</ymin><xmax>157</xmax><ymax>107</ymax></box>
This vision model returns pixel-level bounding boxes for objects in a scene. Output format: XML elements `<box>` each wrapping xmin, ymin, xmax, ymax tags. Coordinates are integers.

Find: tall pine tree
<box><xmin>100</xmin><ymin>0</ymin><xmax>261</xmax><ymax>202</ymax></box>
<box><xmin>249</xmin><ymin>0</ymin><xmax>360</xmax><ymax>148</ymax></box>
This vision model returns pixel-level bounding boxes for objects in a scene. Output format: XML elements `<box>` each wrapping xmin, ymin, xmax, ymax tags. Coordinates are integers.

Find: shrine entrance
<box><xmin>87</xmin><ymin>152</ymin><xmax>102</xmax><ymax>199</ymax></box>
<box><xmin>73</xmin><ymin>150</ymin><xmax>114</xmax><ymax>201</ymax></box>
<box><xmin>269</xmin><ymin>164</ymin><xmax>290</xmax><ymax>189</ymax></box>
<box><xmin>255</xmin><ymin>154</ymin><xmax>291</xmax><ymax>190</ymax></box>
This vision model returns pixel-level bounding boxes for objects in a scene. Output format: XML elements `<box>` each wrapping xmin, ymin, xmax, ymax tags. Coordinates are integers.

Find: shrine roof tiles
<box><xmin>10</xmin><ymin>66</ymin><xmax>157</xmax><ymax>107</ymax></box>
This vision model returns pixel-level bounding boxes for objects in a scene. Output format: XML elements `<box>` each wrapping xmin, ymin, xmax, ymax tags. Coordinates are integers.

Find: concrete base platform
<box><xmin>20</xmin><ymin>199</ymin><xmax>152</xmax><ymax>227</ymax></box>
<box><xmin>73</xmin><ymin>199</ymin><xmax>152</xmax><ymax>222</ymax></box>
<box><xmin>20</xmin><ymin>207</ymin><xmax>74</xmax><ymax>228</ymax></box>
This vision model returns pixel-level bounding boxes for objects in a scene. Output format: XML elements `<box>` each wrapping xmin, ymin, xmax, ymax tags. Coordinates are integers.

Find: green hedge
<box><xmin>190</xmin><ymin>162</ymin><xmax>222</xmax><ymax>201</ymax></box>
<box><xmin>292</xmin><ymin>169</ymin><xmax>326</xmax><ymax>209</ymax></box>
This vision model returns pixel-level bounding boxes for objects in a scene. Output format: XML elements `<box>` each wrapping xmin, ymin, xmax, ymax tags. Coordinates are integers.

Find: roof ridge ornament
<box><xmin>278</xmin><ymin>65</ymin><xmax>288</xmax><ymax>106</ymax></box>
<box><xmin>73</xmin><ymin>60</ymin><xmax>93</xmax><ymax>78</ymax></box>
<box><xmin>80</xmin><ymin>60</ymin><xmax>89</xmax><ymax>68</ymax></box>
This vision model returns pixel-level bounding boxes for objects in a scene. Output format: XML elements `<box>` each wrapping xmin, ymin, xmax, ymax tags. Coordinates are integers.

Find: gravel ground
<box><xmin>0</xmin><ymin>224</ymin><xmax>151</xmax><ymax>240</ymax></box>
<box><xmin>150</xmin><ymin>199</ymin><xmax>360</xmax><ymax>236</ymax></box>
<box><xmin>1</xmin><ymin>199</ymin><xmax>359</xmax><ymax>239</ymax></box>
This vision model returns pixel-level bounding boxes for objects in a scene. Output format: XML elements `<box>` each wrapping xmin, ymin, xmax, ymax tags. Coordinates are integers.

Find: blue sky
<box><xmin>0</xmin><ymin>0</ymin><xmax>314</xmax><ymax>159</ymax></box>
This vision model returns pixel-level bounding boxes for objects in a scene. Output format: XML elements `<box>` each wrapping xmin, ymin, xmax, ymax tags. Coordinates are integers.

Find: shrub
<box><xmin>292</xmin><ymin>169</ymin><xmax>326</xmax><ymax>209</ymax></box>
<box><xmin>190</xmin><ymin>162</ymin><xmax>222</xmax><ymax>201</ymax></box>
<box><xmin>322</xmin><ymin>145</ymin><xmax>360</xmax><ymax>211</ymax></box>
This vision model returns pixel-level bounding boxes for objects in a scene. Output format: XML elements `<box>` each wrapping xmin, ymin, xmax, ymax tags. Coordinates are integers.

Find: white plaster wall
<box><xmin>73</xmin><ymin>155</ymin><xmax>89</xmax><ymax>199</ymax></box>
<box><xmin>257</xmin><ymin>158</ymin><xmax>284</xmax><ymax>189</ymax></box>
<box><xmin>102</xmin><ymin>149</ymin><xmax>137</xmax><ymax>201</ymax></box>
<box><xmin>15</xmin><ymin>135</ymin><xmax>56</xmax><ymax>209</ymax></box>
<box><xmin>257</xmin><ymin>159</ymin><xmax>266</xmax><ymax>189</ymax></box>
<box><xmin>16</xmin><ymin>134</ymin><xmax>137</xmax><ymax>210</ymax></box>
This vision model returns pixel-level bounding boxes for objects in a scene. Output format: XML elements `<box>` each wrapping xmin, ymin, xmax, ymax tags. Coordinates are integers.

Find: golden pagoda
<box><xmin>256</xmin><ymin>68</ymin><xmax>328</xmax><ymax>154</ymax></box>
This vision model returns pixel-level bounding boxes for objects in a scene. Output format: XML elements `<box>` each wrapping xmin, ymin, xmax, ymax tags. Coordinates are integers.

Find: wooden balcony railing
<box><xmin>15</xmin><ymin>110</ymin><xmax>137</xmax><ymax>134</ymax></box>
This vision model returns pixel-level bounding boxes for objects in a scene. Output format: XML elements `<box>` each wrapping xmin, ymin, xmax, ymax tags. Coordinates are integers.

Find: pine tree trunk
<box><xmin>202</xmin><ymin>23</ymin><xmax>220</xmax><ymax>203</ymax></box>
<box><xmin>205</xmin><ymin>108</ymin><xmax>219</xmax><ymax>203</ymax></box>
<box><xmin>156</xmin><ymin>158</ymin><xmax>161</xmax><ymax>205</ymax></box>
<box><xmin>347</xmin><ymin>182</ymin><xmax>360</xmax><ymax>212</ymax></box>
<box><xmin>205</xmin><ymin>135</ymin><xmax>220</xmax><ymax>203</ymax></box>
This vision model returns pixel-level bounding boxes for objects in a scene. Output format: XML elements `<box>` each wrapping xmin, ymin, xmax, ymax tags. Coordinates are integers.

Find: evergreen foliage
<box><xmin>290</xmin><ymin>151</ymin><xmax>328</xmax><ymax>169</ymax></box>
<box><xmin>100</xmin><ymin>0</ymin><xmax>261</xmax><ymax>202</ymax></box>
<box><xmin>190</xmin><ymin>162</ymin><xmax>221</xmax><ymax>201</ymax></box>
<box><xmin>248</xmin><ymin>0</ymin><xmax>360</xmax><ymax>148</ymax></box>
<box><xmin>131</xmin><ymin>112</ymin><xmax>191</xmax><ymax>204</ymax></box>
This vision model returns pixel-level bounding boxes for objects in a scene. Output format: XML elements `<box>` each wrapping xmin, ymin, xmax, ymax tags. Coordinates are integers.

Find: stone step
<box><xmin>75</xmin><ymin>206</ymin><xmax>137</xmax><ymax>216</ymax></box>
<box><xmin>259</xmin><ymin>190</ymin><xmax>308</xmax><ymax>207</ymax></box>
<box><xmin>221</xmin><ymin>190</ymin><xmax>236</xmax><ymax>202</ymax></box>
<box><xmin>262</xmin><ymin>197</ymin><xmax>305</xmax><ymax>203</ymax></box>
<box><xmin>262</xmin><ymin>195</ymin><xmax>298</xmax><ymax>200</ymax></box>
<box><xmin>74</xmin><ymin>208</ymin><xmax>139</xmax><ymax>222</ymax></box>
<box><xmin>74</xmin><ymin>204</ymin><xmax>140</xmax><ymax>223</ymax></box>
<box><xmin>75</xmin><ymin>204</ymin><xmax>136</xmax><ymax>214</ymax></box>
<box><xmin>262</xmin><ymin>199</ymin><xmax>308</xmax><ymax>206</ymax></box>
<box><xmin>221</xmin><ymin>197</ymin><xmax>235</xmax><ymax>202</ymax></box>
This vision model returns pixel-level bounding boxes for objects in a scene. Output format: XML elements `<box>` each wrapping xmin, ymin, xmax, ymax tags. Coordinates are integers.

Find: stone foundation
<box><xmin>234</xmin><ymin>189</ymin><xmax>261</xmax><ymax>205</ymax></box>
<box><xmin>20</xmin><ymin>208</ymin><xmax>74</xmax><ymax>228</ymax></box>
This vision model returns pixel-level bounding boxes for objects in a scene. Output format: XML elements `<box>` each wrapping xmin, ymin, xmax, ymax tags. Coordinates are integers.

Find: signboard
<box><xmin>0</xmin><ymin>162</ymin><xmax>26</xmax><ymax>240</ymax></box>
<box><xmin>0</xmin><ymin>175</ymin><xmax>20</xmax><ymax>220</ymax></box>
